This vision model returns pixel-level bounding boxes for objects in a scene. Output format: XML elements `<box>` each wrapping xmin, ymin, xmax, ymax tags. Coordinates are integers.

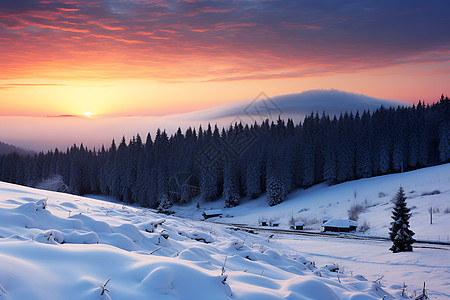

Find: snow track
<box><xmin>217</xmin><ymin>222</ymin><xmax>450</xmax><ymax>248</ymax></box>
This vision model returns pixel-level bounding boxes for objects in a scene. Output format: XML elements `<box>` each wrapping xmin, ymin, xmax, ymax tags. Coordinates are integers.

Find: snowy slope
<box><xmin>2</xmin><ymin>182</ymin><xmax>447</xmax><ymax>299</ymax></box>
<box><xmin>0</xmin><ymin>182</ymin><xmax>402</xmax><ymax>300</ymax></box>
<box><xmin>174</xmin><ymin>163</ymin><xmax>450</xmax><ymax>243</ymax></box>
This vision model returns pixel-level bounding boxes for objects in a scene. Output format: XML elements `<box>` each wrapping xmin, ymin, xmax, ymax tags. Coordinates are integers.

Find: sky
<box><xmin>1</xmin><ymin>0</ymin><xmax>450</xmax><ymax>150</ymax></box>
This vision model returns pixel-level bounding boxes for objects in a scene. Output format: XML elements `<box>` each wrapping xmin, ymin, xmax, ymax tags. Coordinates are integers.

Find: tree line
<box><xmin>1</xmin><ymin>96</ymin><xmax>449</xmax><ymax>208</ymax></box>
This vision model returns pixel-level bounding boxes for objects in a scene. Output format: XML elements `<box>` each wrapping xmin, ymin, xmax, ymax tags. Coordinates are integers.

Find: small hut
<box><xmin>322</xmin><ymin>219</ymin><xmax>357</xmax><ymax>232</ymax></box>
<box><xmin>294</xmin><ymin>221</ymin><xmax>304</xmax><ymax>230</ymax></box>
<box><xmin>202</xmin><ymin>209</ymin><xmax>222</xmax><ymax>219</ymax></box>
<box><xmin>272</xmin><ymin>221</ymin><xmax>280</xmax><ymax>227</ymax></box>
<box><xmin>260</xmin><ymin>218</ymin><xmax>268</xmax><ymax>226</ymax></box>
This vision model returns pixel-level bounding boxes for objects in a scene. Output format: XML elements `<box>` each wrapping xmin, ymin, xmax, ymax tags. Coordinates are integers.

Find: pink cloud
<box><xmin>56</xmin><ymin>7</ymin><xmax>80</xmax><ymax>12</ymax></box>
<box><xmin>0</xmin><ymin>0</ymin><xmax>449</xmax><ymax>84</ymax></box>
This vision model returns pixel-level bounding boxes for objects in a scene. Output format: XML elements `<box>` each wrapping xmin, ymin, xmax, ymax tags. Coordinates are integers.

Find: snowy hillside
<box><xmin>1</xmin><ymin>181</ymin><xmax>448</xmax><ymax>299</ymax></box>
<box><xmin>175</xmin><ymin>163</ymin><xmax>450</xmax><ymax>243</ymax></box>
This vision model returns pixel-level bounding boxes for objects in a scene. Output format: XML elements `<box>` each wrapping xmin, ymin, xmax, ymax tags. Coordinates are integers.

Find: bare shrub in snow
<box><xmin>267</xmin><ymin>218</ymin><xmax>279</xmax><ymax>226</ymax></box>
<box><xmin>378</xmin><ymin>192</ymin><xmax>387</xmax><ymax>198</ymax></box>
<box><xmin>289</xmin><ymin>215</ymin><xmax>310</xmax><ymax>228</ymax></box>
<box><xmin>421</xmin><ymin>190</ymin><xmax>441</xmax><ymax>196</ymax></box>
<box><xmin>415</xmin><ymin>282</ymin><xmax>429</xmax><ymax>300</ymax></box>
<box><xmin>289</xmin><ymin>215</ymin><xmax>296</xmax><ymax>226</ymax></box>
<box><xmin>258</xmin><ymin>216</ymin><xmax>268</xmax><ymax>225</ymax></box>
<box><xmin>297</xmin><ymin>217</ymin><xmax>320</xmax><ymax>229</ymax></box>
<box><xmin>221</xmin><ymin>255</ymin><xmax>227</xmax><ymax>276</ymax></box>
<box><xmin>401</xmin><ymin>282</ymin><xmax>408</xmax><ymax>296</ymax></box>
<box><xmin>444</xmin><ymin>207</ymin><xmax>450</xmax><ymax>213</ymax></box>
<box><xmin>36</xmin><ymin>198</ymin><xmax>48</xmax><ymax>210</ymax></box>
<box><xmin>232</xmin><ymin>240</ymin><xmax>244</xmax><ymax>250</ymax></box>
<box><xmin>358</xmin><ymin>220</ymin><xmax>370</xmax><ymax>232</ymax></box>
<box><xmin>35</xmin><ymin>175</ymin><xmax>68</xmax><ymax>192</ymax></box>
<box><xmin>100</xmin><ymin>277</ymin><xmax>111</xmax><ymax>296</ymax></box>
<box><xmin>348</xmin><ymin>203</ymin><xmax>367</xmax><ymax>221</ymax></box>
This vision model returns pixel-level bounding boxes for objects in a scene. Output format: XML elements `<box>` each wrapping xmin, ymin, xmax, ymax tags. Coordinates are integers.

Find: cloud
<box><xmin>45</xmin><ymin>114</ymin><xmax>81</xmax><ymax>118</ymax></box>
<box><xmin>0</xmin><ymin>0</ymin><xmax>449</xmax><ymax>81</ymax></box>
<box><xmin>0</xmin><ymin>83</ymin><xmax>68</xmax><ymax>89</ymax></box>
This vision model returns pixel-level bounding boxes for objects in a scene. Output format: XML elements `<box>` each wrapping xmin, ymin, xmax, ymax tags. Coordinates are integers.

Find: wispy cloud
<box><xmin>45</xmin><ymin>114</ymin><xmax>82</xmax><ymax>118</ymax></box>
<box><xmin>0</xmin><ymin>83</ymin><xmax>68</xmax><ymax>89</ymax></box>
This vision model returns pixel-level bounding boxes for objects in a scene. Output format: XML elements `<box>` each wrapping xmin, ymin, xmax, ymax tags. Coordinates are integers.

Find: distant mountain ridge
<box><xmin>0</xmin><ymin>141</ymin><xmax>32</xmax><ymax>156</ymax></box>
<box><xmin>186</xmin><ymin>89</ymin><xmax>406</xmax><ymax>122</ymax></box>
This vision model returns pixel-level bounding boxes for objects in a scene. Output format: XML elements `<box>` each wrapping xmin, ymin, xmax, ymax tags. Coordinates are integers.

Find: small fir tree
<box><xmin>157</xmin><ymin>194</ymin><xmax>172</xmax><ymax>214</ymax></box>
<box><xmin>223</xmin><ymin>163</ymin><xmax>240</xmax><ymax>207</ymax></box>
<box><xmin>389</xmin><ymin>186</ymin><xmax>415</xmax><ymax>253</ymax></box>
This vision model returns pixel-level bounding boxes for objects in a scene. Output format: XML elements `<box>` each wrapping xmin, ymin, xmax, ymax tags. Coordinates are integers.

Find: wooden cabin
<box><xmin>202</xmin><ymin>209</ymin><xmax>223</xmax><ymax>219</ymax></box>
<box><xmin>294</xmin><ymin>222</ymin><xmax>304</xmax><ymax>230</ymax></box>
<box><xmin>322</xmin><ymin>219</ymin><xmax>358</xmax><ymax>232</ymax></box>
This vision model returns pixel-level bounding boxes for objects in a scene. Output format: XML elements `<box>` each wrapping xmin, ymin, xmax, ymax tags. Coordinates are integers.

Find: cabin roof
<box><xmin>203</xmin><ymin>209</ymin><xmax>222</xmax><ymax>216</ymax></box>
<box><xmin>322</xmin><ymin>219</ymin><xmax>358</xmax><ymax>228</ymax></box>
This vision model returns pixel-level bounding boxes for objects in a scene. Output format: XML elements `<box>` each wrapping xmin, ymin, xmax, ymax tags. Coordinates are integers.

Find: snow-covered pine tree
<box><xmin>301</xmin><ymin>117</ymin><xmax>315</xmax><ymax>187</ymax></box>
<box><xmin>69</xmin><ymin>155</ymin><xmax>82</xmax><ymax>194</ymax></box>
<box><xmin>98</xmin><ymin>146</ymin><xmax>108</xmax><ymax>194</ymax></box>
<box><xmin>323</xmin><ymin>117</ymin><xmax>337</xmax><ymax>185</ymax></box>
<box><xmin>108</xmin><ymin>139</ymin><xmax>121</xmax><ymax>200</ymax></box>
<box><xmin>416</xmin><ymin>102</ymin><xmax>428</xmax><ymax>167</ymax></box>
<box><xmin>389</xmin><ymin>186</ymin><xmax>415</xmax><ymax>253</ymax></box>
<box><xmin>266</xmin><ymin>176</ymin><xmax>286</xmax><ymax>206</ymax></box>
<box><xmin>245</xmin><ymin>148</ymin><xmax>262</xmax><ymax>199</ymax></box>
<box><xmin>155</xmin><ymin>130</ymin><xmax>170</xmax><ymax>203</ymax></box>
<box><xmin>223</xmin><ymin>162</ymin><xmax>240</xmax><ymax>207</ymax></box>
<box><xmin>336</xmin><ymin>113</ymin><xmax>355</xmax><ymax>182</ymax></box>
<box><xmin>408</xmin><ymin>119</ymin><xmax>419</xmax><ymax>168</ymax></box>
<box><xmin>392</xmin><ymin>110</ymin><xmax>406</xmax><ymax>172</ymax></box>
<box><xmin>359</xmin><ymin>111</ymin><xmax>373</xmax><ymax>178</ymax></box>
<box><xmin>200</xmin><ymin>163</ymin><xmax>220</xmax><ymax>202</ymax></box>
<box><xmin>438</xmin><ymin>120</ymin><xmax>450</xmax><ymax>163</ymax></box>
<box><xmin>372</xmin><ymin>107</ymin><xmax>390</xmax><ymax>175</ymax></box>
<box><xmin>266</xmin><ymin>147</ymin><xmax>287</xmax><ymax>206</ymax></box>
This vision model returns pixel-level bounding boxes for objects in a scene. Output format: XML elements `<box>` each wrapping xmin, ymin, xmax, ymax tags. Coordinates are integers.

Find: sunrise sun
<box><xmin>84</xmin><ymin>111</ymin><xmax>92</xmax><ymax>117</ymax></box>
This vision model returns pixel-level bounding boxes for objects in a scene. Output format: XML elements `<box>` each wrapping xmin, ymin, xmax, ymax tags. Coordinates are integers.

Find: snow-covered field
<box><xmin>0</xmin><ymin>164</ymin><xmax>449</xmax><ymax>299</ymax></box>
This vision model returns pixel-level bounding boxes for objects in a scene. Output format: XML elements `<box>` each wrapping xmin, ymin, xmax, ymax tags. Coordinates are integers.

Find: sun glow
<box><xmin>84</xmin><ymin>111</ymin><xmax>92</xmax><ymax>117</ymax></box>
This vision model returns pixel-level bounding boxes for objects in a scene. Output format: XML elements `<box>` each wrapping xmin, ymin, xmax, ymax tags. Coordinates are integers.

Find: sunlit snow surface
<box><xmin>1</xmin><ymin>164</ymin><xmax>450</xmax><ymax>299</ymax></box>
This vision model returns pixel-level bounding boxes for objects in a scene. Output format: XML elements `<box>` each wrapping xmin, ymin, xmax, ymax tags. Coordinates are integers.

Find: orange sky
<box><xmin>1</xmin><ymin>1</ymin><xmax>450</xmax><ymax>118</ymax></box>
<box><xmin>1</xmin><ymin>66</ymin><xmax>449</xmax><ymax>118</ymax></box>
